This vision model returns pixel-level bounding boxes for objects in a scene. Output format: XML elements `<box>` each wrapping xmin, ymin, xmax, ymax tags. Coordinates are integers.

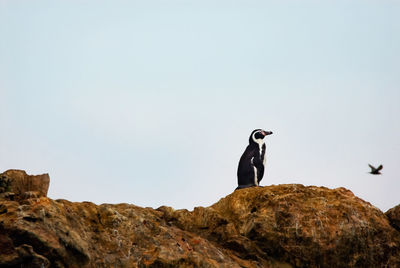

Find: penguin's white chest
<box><xmin>251</xmin><ymin>157</ymin><xmax>258</xmax><ymax>186</ymax></box>
<box><xmin>262</xmin><ymin>147</ymin><xmax>267</xmax><ymax>165</ymax></box>
<box><xmin>251</xmin><ymin>141</ymin><xmax>265</xmax><ymax>186</ymax></box>
<box><xmin>256</xmin><ymin>141</ymin><xmax>266</xmax><ymax>164</ymax></box>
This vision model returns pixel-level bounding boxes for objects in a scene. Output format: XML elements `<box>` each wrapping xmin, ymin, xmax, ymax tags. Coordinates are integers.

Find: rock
<box><xmin>386</xmin><ymin>204</ymin><xmax>400</xmax><ymax>232</ymax></box>
<box><xmin>0</xmin><ymin>233</ymin><xmax>50</xmax><ymax>268</ymax></box>
<box><xmin>0</xmin><ymin>198</ymin><xmax>243</xmax><ymax>267</ymax></box>
<box><xmin>161</xmin><ymin>185</ymin><xmax>400</xmax><ymax>267</ymax></box>
<box><xmin>0</xmin><ymin>170</ymin><xmax>49</xmax><ymax>199</ymax></box>
<box><xmin>0</xmin><ymin>175</ymin><xmax>399</xmax><ymax>267</ymax></box>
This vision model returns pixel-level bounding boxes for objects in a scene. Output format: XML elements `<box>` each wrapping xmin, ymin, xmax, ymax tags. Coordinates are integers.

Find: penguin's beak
<box><xmin>263</xmin><ymin>131</ymin><xmax>273</xmax><ymax>136</ymax></box>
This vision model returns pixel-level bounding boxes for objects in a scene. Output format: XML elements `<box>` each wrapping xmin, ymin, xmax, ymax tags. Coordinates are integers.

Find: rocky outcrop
<box><xmin>0</xmin><ymin>169</ymin><xmax>49</xmax><ymax>200</ymax></box>
<box><xmin>386</xmin><ymin>204</ymin><xmax>400</xmax><ymax>232</ymax></box>
<box><xmin>160</xmin><ymin>185</ymin><xmax>400</xmax><ymax>267</ymax></box>
<box><xmin>0</xmin><ymin>170</ymin><xmax>399</xmax><ymax>267</ymax></box>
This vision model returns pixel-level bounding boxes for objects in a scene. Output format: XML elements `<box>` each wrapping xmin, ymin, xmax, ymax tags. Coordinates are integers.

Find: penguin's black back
<box><xmin>237</xmin><ymin>142</ymin><xmax>266</xmax><ymax>188</ymax></box>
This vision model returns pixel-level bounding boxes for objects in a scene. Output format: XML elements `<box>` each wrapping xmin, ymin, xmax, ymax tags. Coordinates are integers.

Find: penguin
<box><xmin>236</xmin><ymin>129</ymin><xmax>273</xmax><ymax>190</ymax></box>
<box><xmin>368</xmin><ymin>164</ymin><xmax>383</xmax><ymax>175</ymax></box>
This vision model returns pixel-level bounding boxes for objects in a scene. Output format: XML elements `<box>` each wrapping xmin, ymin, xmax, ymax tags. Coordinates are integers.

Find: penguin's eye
<box><xmin>254</xmin><ymin>132</ymin><xmax>263</xmax><ymax>139</ymax></box>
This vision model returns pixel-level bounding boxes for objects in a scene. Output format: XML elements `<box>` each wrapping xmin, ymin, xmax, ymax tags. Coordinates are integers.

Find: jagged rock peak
<box><xmin>0</xmin><ymin>169</ymin><xmax>50</xmax><ymax>200</ymax></box>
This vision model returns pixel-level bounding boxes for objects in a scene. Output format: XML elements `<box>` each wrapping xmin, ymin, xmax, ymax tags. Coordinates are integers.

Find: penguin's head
<box><xmin>249</xmin><ymin>129</ymin><xmax>273</xmax><ymax>144</ymax></box>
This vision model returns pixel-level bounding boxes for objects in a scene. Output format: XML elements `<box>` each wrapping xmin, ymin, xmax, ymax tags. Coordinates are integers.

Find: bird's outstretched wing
<box><xmin>368</xmin><ymin>164</ymin><xmax>375</xmax><ymax>170</ymax></box>
<box><xmin>377</xmin><ymin>165</ymin><xmax>383</xmax><ymax>171</ymax></box>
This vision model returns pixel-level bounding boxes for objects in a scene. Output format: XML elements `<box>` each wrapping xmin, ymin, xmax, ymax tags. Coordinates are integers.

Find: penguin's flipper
<box><xmin>252</xmin><ymin>157</ymin><xmax>265</xmax><ymax>183</ymax></box>
<box><xmin>252</xmin><ymin>156</ymin><xmax>263</xmax><ymax>169</ymax></box>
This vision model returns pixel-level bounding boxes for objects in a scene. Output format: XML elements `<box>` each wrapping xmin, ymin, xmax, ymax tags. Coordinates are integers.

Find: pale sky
<box><xmin>1</xmin><ymin>0</ymin><xmax>399</xmax><ymax>211</ymax></box>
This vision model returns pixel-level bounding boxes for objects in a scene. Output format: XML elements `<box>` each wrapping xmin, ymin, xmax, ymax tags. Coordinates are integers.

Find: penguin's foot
<box><xmin>235</xmin><ymin>184</ymin><xmax>257</xmax><ymax>190</ymax></box>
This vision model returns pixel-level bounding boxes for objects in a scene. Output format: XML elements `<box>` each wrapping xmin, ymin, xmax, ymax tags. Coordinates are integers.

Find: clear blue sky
<box><xmin>1</xmin><ymin>0</ymin><xmax>399</xmax><ymax>211</ymax></box>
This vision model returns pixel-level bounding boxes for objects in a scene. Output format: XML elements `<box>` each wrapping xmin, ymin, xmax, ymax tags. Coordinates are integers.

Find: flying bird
<box><xmin>368</xmin><ymin>164</ymin><xmax>383</xmax><ymax>175</ymax></box>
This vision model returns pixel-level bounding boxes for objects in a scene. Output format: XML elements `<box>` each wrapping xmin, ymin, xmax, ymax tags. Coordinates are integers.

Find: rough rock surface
<box><xmin>386</xmin><ymin>204</ymin><xmax>400</xmax><ymax>232</ymax></box>
<box><xmin>0</xmin><ymin>171</ymin><xmax>399</xmax><ymax>267</ymax></box>
<box><xmin>0</xmin><ymin>169</ymin><xmax>50</xmax><ymax>200</ymax></box>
